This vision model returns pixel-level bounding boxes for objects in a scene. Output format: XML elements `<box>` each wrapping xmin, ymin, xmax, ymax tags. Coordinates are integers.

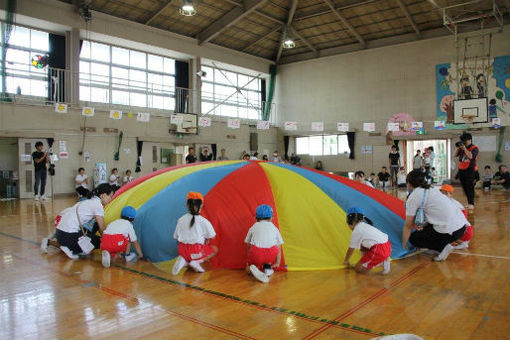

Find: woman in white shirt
<box><xmin>55</xmin><ymin>183</ymin><xmax>115</xmax><ymax>260</ymax></box>
<box><xmin>75</xmin><ymin>167</ymin><xmax>89</xmax><ymax>197</ymax></box>
<box><xmin>402</xmin><ymin>170</ymin><xmax>468</xmax><ymax>261</ymax></box>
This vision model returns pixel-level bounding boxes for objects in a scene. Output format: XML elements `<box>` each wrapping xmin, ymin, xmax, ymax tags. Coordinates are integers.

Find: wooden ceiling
<box><xmin>77</xmin><ymin>0</ymin><xmax>509</xmax><ymax>64</ymax></box>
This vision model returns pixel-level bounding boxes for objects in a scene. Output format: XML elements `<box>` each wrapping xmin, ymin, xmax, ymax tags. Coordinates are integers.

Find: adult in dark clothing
<box><xmin>32</xmin><ymin>141</ymin><xmax>49</xmax><ymax>201</ymax></box>
<box><xmin>199</xmin><ymin>148</ymin><xmax>213</xmax><ymax>162</ymax></box>
<box><xmin>388</xmin><ymin>145</ymin><xmax>400</xmax><ymax>186</ymax></box>
<box><xmin>493</xmin><ymin>165</ymin><xmax>510</xmax><ymax>189</ymax></box>
<box><xmin>186</xmin><ymin>147</ymin><xmax>197</xmax><ymax>164</ymax></box>
<box><xmin>454</xmin><ymin>133</ymin><xmax>479</xmax><ymax>210</ymax></box>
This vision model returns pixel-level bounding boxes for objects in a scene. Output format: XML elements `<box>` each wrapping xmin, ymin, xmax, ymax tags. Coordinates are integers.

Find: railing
<box><xmin>1</xmin><ymin>61</ymin><xmax>277</xmax><ymax>124</ymax></box>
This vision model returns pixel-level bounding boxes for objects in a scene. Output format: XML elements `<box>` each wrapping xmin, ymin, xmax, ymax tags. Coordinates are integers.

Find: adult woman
<box><xmin>402</xmin><ymin>170</ymin><xmax>467</xmax><ymax>261</ymax></box>
<box><xmin>55</xmin><ymin>183</ymin><xmax>114</xmax><ymax>259</ymax></box>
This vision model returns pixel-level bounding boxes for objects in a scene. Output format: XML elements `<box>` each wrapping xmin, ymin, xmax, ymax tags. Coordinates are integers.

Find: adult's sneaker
<box><xmin>172</xmin><ymin>256</ymin><xmax>188</xmax><ymax>275</ymax></box>
<box><xmin>250</xmin><ymin>265</ymin><xmax>269</xmax><ymax>283</ymax></box>
<box><xmin>34</xmin><ymin>194</ymin><xmax>39</xmax><ymax>201</ymax></box>
<box><xmin>41</xmin><ymin>237</ymin><xmax>49</xmax><ymax>253</ymax></box>
<box><xmin>189</xmin><ymin>260</ymin><xmax>205</xmax><ymax>273</ymax></box>
<box><xmin>102</xmin><ymin>250</ymin><xmax>111</xmax><ymax>268</ymax></box>
<box><xmin>382</xmin><ymin>258</ymin><xmax>391</xmax><ymax>275</ymax></box>
<box><xmin>434</xmin><ymin>244</ymin><xmax>453</xmax><ymax>261</ymax></box>
<box><xmin>60</xmin><ymin>246</ymin><xmax>79</xmax><ymax>260</ymax></box>
<box><xmin>41</xmin><ymin>195</ymin><xmax>49</xmax><ymax>201</ymax></box>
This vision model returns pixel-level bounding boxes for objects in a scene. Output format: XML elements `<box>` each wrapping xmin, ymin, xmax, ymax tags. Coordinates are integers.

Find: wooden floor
<box><xmin>1</xmin><ymin>188</ymin><xmax>509</xmax><ymax>340</ymax></box>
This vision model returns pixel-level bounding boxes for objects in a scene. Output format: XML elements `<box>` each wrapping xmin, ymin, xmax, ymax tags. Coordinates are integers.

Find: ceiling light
<box><xmin>282</xmin><ymin>37</ymin><xmax>295</xmax><ymax>49</ymax></box>
<box><xmin>180</xmin><ymin>0</ymin><xmax>197</xmax><ymax>16</ymax></box>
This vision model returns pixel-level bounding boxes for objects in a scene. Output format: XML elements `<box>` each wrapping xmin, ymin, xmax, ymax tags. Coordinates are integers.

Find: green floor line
<box><xmin>0</xmin><ymin>230</ymin><xmax>388</xmax><ymax>337</ymax></box>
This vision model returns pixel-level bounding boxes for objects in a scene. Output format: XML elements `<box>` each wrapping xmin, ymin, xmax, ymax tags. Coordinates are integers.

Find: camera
<box><xmin>455</xmin><ymin>141</ymin><xmax>464</xmax><ymax>148</ymax></box>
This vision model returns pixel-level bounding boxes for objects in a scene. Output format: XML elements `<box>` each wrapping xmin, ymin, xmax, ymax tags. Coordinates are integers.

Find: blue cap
<box><xmin>121</xmin><ymin>206</ymin><xmax>136</xmax><ymax>219</ymax></box>
<box><xmin>347</xmin><ymin>206</ymin><xmax>364</xmax><ymax>216</ymax></box>
<box><xmin>256</xmin><ymin>204</ymin><xmax>273</xmax><ymax>219</ymax></box>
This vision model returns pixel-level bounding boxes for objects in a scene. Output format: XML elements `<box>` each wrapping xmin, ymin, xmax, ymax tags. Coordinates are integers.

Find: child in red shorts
<box><xmin>172</xmin><ymin>192</ymin><xmax>218</xmax><ymax>275</ymax></box>
<box><xmin>245</xmin><ymin>204</ymin><xmax>283</xmax><ymax>283</ymax></box>
<box><xmin>101</xmin><ymin>206</ymin><xmax>143</xmax><ymax>268</ymax></box>
<box><xmin>440</xmin><ymin>184</ymin><xmax>473</xmax><ymax>250</ymax></box>
<box><xmin>344</xmin><ymin>206</ymin><xmax>391</xmax><ymax>275</ymax></box>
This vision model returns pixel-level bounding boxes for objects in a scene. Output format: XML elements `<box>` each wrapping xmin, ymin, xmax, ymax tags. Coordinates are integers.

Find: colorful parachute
<box><xmin>105</xmin><ymin>161</ymin><xmax>407</xmax><ymax>271</ymax></box>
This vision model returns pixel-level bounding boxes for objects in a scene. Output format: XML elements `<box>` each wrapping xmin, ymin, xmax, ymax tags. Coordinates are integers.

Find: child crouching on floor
<box><xmin>245</xmin><ymin>204</ymin><xmax>284</xmax><ymax>283</ymax></box>
<box><xmin>101</xmin><ymin>206</ymin><xmax>143</xmax><ymax>268</ymax></box>
<box><xmin>172</xmin><ymin>192</ymin><xmax>218</xmax><ymax>275</ymax></box>
<box><xmin>344</xmin><ymin>207</ymin><xmax>391</xmax><ymax>275</ymax></box>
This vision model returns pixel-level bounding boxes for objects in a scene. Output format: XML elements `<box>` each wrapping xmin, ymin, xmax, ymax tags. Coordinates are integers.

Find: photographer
<box><xmin>32</xmin><ymin>141</ymin><xmax>49</xmax><ymax>201</ymax></box>
<box><xmin>454</xmin><ymin>133</ymin><xmax>479</xmax><ymax>210</ymax></box>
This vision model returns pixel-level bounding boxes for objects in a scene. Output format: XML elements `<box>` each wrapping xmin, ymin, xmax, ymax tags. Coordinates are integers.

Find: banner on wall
<box><xmin>363</xmin><ymin>122</ymin><xmax>375</xmax><ymax>132</ymax></box>
<box><xmin>284</xmin><ymin>121</ymin><xmax>298</xmax><ymax>131</ymax></box>
<box><xmin>94</xmin><ymin>162</ymin><xmax>107</xmax><ymax>185</ymax></box>
<box><xmin>137</xmin><ymin>112</ymin><xmax>150</xmax><ymax>122</ymax></box>
<box><xmin>337</xmin><ymin>122</ymin><xmax>349</xmax><ymax>132</ymax></box>
<box><xmin>82</xmin><ymin>107</ymin><xmax>94</xmax><ymax>117</ymax></box>
<box><xmin>199</xmin><ymin>117</ymin><xmax>211</xmax><ymax>127</ymax></box>
<box><xmin>228</xmin><ymin>118</ymin><xmax>240</xmax><ymax>129</ymax></box>
<box><xmin>311</xmin><ymin>122</ymin><xmax>324</xmax><ymax>132</ymax></box>
<box><xmin>387</xmin><ymin>122</ymin><xmax>399</xmax><ymax>132</ymax></box>
<box><xmin>109</xmin><ymin>110</ymin><xmax>122</xmax><ymax>120</ymax></box>
<box><xmin>55</xmin><ymin>103</ymin><xmax>68</xmax><ymax>114</ymax></box>
<box><xmin>257</xmin><ymin>120</ymin><xmax>270</xmax><ymax>130</ymax></box>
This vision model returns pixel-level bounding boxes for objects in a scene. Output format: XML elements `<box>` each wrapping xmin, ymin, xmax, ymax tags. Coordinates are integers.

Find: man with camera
<box><xmin>32</xmin><ymin>141</ymin><xmax>49</xmax><ymax>201</ymax></box>
<box><xmin>454</xmin><ymin>133</ymin><xmax>479</xmax><ymax>211</ymax></box>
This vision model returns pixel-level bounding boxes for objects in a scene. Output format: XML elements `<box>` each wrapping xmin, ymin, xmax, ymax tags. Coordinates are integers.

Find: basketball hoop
<box><xmin>461</xmin><ymin>114</ymin><xmax>476</xmax><ymax>123</ymax></box>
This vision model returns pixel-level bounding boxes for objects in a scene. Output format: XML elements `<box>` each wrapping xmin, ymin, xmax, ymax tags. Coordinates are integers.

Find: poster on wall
<box><xmin>311</xmin><ymin>122</ymin><xmax>324</xmax><ymax>132</ymax></box>
<box><xmin>411</xmin><ymin>121</ymin><xmax>423</xmax><ymax>132</ymax></box>
<box><xmin>199</xmin><ymin>117</ymin><xmax>211</xmax><ymax>127</ymax></box>
<box><xmin>363</xmin><ymin>122</ymin><xmax>375</xmax><ymax>132</ymax></box>
<box><xmin>227</xmin><ymin>118</ymin><xmax>240</xmax><ymax>129</ymax></box>
<box><xmin>55</xmin><ymin>103</ymin><xmax>68</xmax><ymax>114</ymax></box>
<box><xmin>94</xmin><ymin>162</ymin><xmax>107</xmax><ymax>185</ymax></box>
<box><xmin>82</xmin><ymin>106</ymin><xmax>95</xmax><ymax>117</ymax></box>
<box><xmin>137</xmin><ymin>112</ymin><xmax>150</xmax><ymax>122</ymax></box>
<box><xmin>284</xmin><ymin>121</ymin><xmax>298</xmax><ymax>131</ymax></box>
<box><xmin>257</xmin><ymin>120</ymin><xmax>270</xmax><ymax>130</ymax></box>
<box><xmin>386</xmin><ymin>113</ymin><xmax>415</xmax><ymax>136</ymax></box>
<box><xmin>337</xmin><ymin>122</ymin><xmax>349</xmax><ymax>132</ymax></box>
<box><xmin>505</xmin><ymin>141</ymin><xmax>510</xmax><ymax>151</ymax></box>
<box><xmin>435</xmin><ymin>55</ymin><xmax>510</xmax><ymax>129</ymax></box>
<box><xmin>492</xmin><ymin>118</ymin><xmax>501</xmax><ymax>128</ymax></box>
<box><xmin>110</xmin><ymin>110</ymin><xmax>122</xmax><ymax>120</ymax></box>
<box><xmin>387</xmin><ymin>122</ymin><xmax>400</xmax><ymax>132</ymax></box>
<box><xmin>361</xmin><ymin>145</ymin><xmax>373</xmax><ymax>154</ymax></box>
<box><xmin>434</xmin><ymin>121</ymin><xmax>446</xmax><ymax>130</ymax></box>
<box><xmin>170</xmin><ymin>114</ymin><xmax>184</xmax><ymax>125</ymax></box>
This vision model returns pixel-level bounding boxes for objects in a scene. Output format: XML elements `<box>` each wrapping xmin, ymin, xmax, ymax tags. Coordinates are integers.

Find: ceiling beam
<box><xmin>276</xmin><ymin>0</ymin><xmax>299</xmax><ymax>62</ymax></box>
<box><xmin>145</xmin><ymin>0</ymin><xmax>175</xmax><ymax>25</ymax></box>
<box><xmin>295</xmin><ymin>0</ymin><xmax>380</xmax><ymax>21</ymax></box>
<box><xmin>242</xmin><ymin>24</ymin><xmax>283</xmax><ymax>51</ymax></box>
<box><xmin>322</xmin><ymin>0</ymin><xmax>365</xmax><ymax>46</ymax></box>
<box><xmin>197</xmin><ymin>0</ymin><xmax>267</xmax><ymax>45</ymax></box>
<box><xmin>289</xmin><ymin>26</ymin><xmax>317</xmax><ymax>55</ymax></box>
<box><xmin>395</xmin><ymin>0</ymin><xmax>420</xmax><ymax>35</ymax></box>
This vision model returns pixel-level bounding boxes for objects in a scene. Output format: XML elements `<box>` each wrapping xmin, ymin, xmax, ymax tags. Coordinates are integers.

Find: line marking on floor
<box><xmin>0</xmin><ymin>230</ymin><xmax>387</xmax><ymax>338</ymax></box>
<box><xmin>10</xmin><ymin>252</ymin><xmax>257</xmax><ymax>340</ymax></box>
<box><xmin>452</xmin><ymin>251</ymin><xmax>510</xmax><ymax>260</ymax></box>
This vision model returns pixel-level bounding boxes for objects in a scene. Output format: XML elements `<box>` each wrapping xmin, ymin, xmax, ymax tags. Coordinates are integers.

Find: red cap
<box><xmin>186</xmin><ymin>192</ymin><xmax>204</xmax><ymax>201</ymax></box>
<box><xmin>440</xmin><ymin>184</ymin><xmax>454</xmax><ymax>193</ymax></box>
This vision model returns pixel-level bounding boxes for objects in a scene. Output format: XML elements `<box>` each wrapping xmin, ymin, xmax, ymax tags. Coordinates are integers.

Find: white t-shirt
<box><xmin>56</xmin><ymin>197</ymin><xmax>104</xmax><ymax>233</ymax></box>
<box><xmin>349</xmin><ymin>222</ymin><xmax>389</xmax><ymax>250</ymax></box>
<box><xmin>397</xmin><ymin>172</ymin><xmax>407</xmax><ymax>185</ymax></box>
<box><xmin>109</xmin><ymin>174</ymin><xmax>119</xmax><ymax>186</ymax></box>
<box><xmin>173</xmin><ymin>214</ymin><xmax>216</xmax><ymax>244</ymax></box>
<box><xmin>249</xmin><ymin>156</ymin><xmax>258</xmax><ymax>160</ymax></box>
<box><xmin>75</xmin><ymin>174</ymin><xmax>88</xmax><ymax>189</ymax></box>
<box><xmin>406</xmin><ymin>187</ymin><xmax>466</xmax><ymax>234</ymax></box>
<box><xmin>104</xmin><ymin>219</ymin><xmax>137</xmax><ymax>242</ymax></box>
<box><xmin>244</xmin><ymin>221</ymin><xmax>284</xmax><ymax>248</ymax></box>
<box><xmin>123</xmin><ymin>176</ymin><xmax>133</xmax><ymax>184</ymax></box>
<box><xmin>363</xmin><ymin>180</ymin><xmax>375</xmax><ymax>188</ymax></box>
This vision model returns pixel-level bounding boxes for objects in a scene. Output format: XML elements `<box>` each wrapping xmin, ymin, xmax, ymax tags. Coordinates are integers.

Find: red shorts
<box><xmin>101</xmin><ymin>234</ymin><xmax>130</xmax><ymax>255</ymax></box>
<box><xmin>178</xmin><ymin>243</ymin><xmax>215</xmax><ymax>262</ymax></box>
<box><xmin>247</xmin><ymin>245</ymin><xmax>279</xmax><ymax>270</ymax></box>
<box><xmin>360</xmin><ymin>240</ymin><xmax>391</xmax><ymax>269</ymax></box>
<box><xmin>460</xmin><ymin>225</ymin><xmax>474</xmax><ymax>242</ymax></box>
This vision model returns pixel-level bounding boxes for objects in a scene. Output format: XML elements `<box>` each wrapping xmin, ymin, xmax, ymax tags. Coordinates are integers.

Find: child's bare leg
<box><xmin>125</xmin><ymin>242</ymin><xmax>132</xmax><ymax>255</ymax></box>
<box><xmin>353</xmin><ymin>262</ymin><xmax>370</xmax><ymax>274</ymax></box>
<box><xmin>201</xmin><ymin>245</ymin><xmax>218</xmax><ymax>262</ymax></box>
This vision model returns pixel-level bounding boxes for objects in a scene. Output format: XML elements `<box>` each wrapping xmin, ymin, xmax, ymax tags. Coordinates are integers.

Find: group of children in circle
<box><xmin>74</xmin><ymin>167</ymin><xmax>134</xmax><ymax>198</ymax></box>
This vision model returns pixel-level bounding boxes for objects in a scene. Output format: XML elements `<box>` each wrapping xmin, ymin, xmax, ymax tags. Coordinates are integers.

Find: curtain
<box><xmin>263</xmin><ymin>65</ymin><xmax>276</xmax><ymax>121</ymax></box>
<box><xmin>48</xmin><ymin>34</ymin><xmax>66</xmax><ymax>102</ymax></box>
<box><xmin>175</xmin><ymin>60</ymin><xmax>189</xmax><ymax>113</ymax></box>
<box><xmin>135</xmin><ymin>139</ymin><xmax>143</xmax><ymax>173</ymax></box>
<box><xmin>211</xmin><ymin>143</ymin><xmax>217</xmax><ymax>160</ymax></box>
<box><xmin>347</xmin><ymin>132</ymin><xmax>355</xmax><ymax>159</ymax></box>
<box><xmin>284</xmin><ymin>136</ymin><xmax>290</xmax><ymax>161</ymax></box>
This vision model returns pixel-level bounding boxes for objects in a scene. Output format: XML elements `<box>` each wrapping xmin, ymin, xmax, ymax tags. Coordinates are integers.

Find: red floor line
<box><xmin>302</xmin><ymin>261</ymin><xmax>429</xmax><ymax>340</ymax></box>
<box><xmin>10</xmin><ymin>253</ymin><xmax>257</xmax><ymax>340</ymax></box>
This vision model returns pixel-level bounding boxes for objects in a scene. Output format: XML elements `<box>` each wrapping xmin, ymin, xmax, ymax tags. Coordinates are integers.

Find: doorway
<box><xmin>0</xmin><ymin>138</ymin><xmax>19</xmax><ymax>199</ymax></box>
<box><xmin>406</xmin><ymin>139</ymin><xmax>451</xmax><ymax>183</ymax></box>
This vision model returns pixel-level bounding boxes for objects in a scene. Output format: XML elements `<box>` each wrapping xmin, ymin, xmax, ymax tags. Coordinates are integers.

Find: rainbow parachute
<box><xmin>105</xmin><ymin>161</ymin><xmax>407</xmax><ymax>271</ymax></box>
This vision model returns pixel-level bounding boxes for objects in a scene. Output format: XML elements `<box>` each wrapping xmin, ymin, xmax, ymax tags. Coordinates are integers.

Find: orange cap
<box><xmin>440</xmin><ymin>184</ymin><xmax>454</xmax><ymax>193</ymax></box>
<box><xmin>186</xmin><ymin>192</ymin><xmax>204</xmax><ymax>201</ymax></box>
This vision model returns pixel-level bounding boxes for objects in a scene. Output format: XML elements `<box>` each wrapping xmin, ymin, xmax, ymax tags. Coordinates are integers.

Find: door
<box><xmin>407</xmin><ymin>139</ymin><xmax>451</xmax><ymax>183</ymax></box>
<box><xmin>18</xmin><ymin>138</ymin><xmax>54</xmax><ymax>199</ymax></box>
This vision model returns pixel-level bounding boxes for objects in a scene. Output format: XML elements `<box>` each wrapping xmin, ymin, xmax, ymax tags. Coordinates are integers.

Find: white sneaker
<box><xmin>264</xmin><ymin>268</ymin><xmax>274</xmax><ymax>276</ymax></box>
<box><xmin>124</xmin><ymin>253</ymin><xmax>137</xmax><ymax>263</ymax></box>
<box><xmin>102</xmin><ymin>250</ymin><xmax>111</xmax><ymax>268</ymax></box>
<box><xmin>60</xmin><ymin>246</ymin><xmax>79</xmax><ymax>260</ymax></box>
<box><xmin>171</xmin><ymin>256</ymin><xmax>188</xmax><ymax>275</ymax></box>
<box><xmin>451</xmin><ymin>242</ymin><xmax>469</xmax><ymax>250</ymax></box>
<box><xmin>189</xmin><ymin>260</ymin><xmax>205</xmax><ymax>273</ymax></box>
<box><xmin>434</xmin><ymin>244</ymin><xmax>453</xmax><ymax>261</ymax></box>
<box><xmin>41</xmin><ymin>195</ymin><xmax>49</xmax><ymax>201</ymax></box>
<box><xmin>34</xmin><ymin>194</ymin><xmax>39</xmax><ymax>201</ymax></box>
<box><xmin>382</xmin><ymin>258</ymin><xmax>391</xmax><ymax>275</ymax></box>
<box><xmin>41</xmin><ymin>237</ymin><xmax>49</xmax><ymax>253</ymax></box>
<box><xmin>250</xmin><ymin>264</ymin><xmax>269</xmax><ymax>283</ymax></box>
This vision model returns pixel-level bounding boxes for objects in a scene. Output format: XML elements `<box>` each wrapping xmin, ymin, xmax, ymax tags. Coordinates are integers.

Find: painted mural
<box><xmin>436</xmin><ymin>55</ymin><xmax>510</xmax><ymax>129</ymax></box>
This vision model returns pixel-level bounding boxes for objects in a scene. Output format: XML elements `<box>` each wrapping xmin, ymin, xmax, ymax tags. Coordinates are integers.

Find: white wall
<box><xmin>0</xmin><ymin>102</ymin><xmax>278</xmax><ymax>196</ymax></box>
<box><xmin>275</xmin><ymin>27</ymin><xmax>510</xmax><ymax>174</ymax></box>
<box><xmin>0</xmin><ymin>138</ymin><xmax>18</xmax><ymax>171</ymax></box>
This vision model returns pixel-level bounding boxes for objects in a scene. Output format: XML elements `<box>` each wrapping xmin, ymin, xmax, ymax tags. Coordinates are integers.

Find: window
<box><xmin>79</xmin><ymin>40</ymin><xmax>175</xmax><ymax>109</ymax></box>
<box><xmin>2</xmin><ymin>24</ymin><xmax>50</xmax><ymax>97</ymax></box>
<box><xmin>201</xmin><ymin>65</ymin><xmax>263</xmax><ymax>120</ymax></box>
<box><xmin>296</xmin><ymin>135</ymin><xmax>350</xmax><ymax>156</ymax></box>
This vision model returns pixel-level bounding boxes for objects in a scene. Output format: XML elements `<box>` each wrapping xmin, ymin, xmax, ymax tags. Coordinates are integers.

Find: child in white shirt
<box><xmin>75</xmin><ymin>167</ymin><xmax>89</xmax><ymax>197</ymax></box>
<box><xmin>245</xmin><ymin>204</ymin><xmax>284</xmax><ymax>283</ymax></box>
<box><xmin>343</xmin><ymin>207</ymin><xmax>391</xmax><ymax>275</ymax></box>
<box><xmin>101</xmin><ymin>206</ymin><xmax>143</xmax><ymax>268</ymax></box>
<box><xmin>109</xmin><ymin>168</ymin><xmax>120</xmax><ymax>191</ymax></box>
<box><xmin>172</xmin><ymin>192</ymin><xmax>218</xmax><ymax>274</ymax></box>
<box><xmin>122</xmin><ymin>169</ymin><xmax>134</xmax><ymax>186</ymax></box>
